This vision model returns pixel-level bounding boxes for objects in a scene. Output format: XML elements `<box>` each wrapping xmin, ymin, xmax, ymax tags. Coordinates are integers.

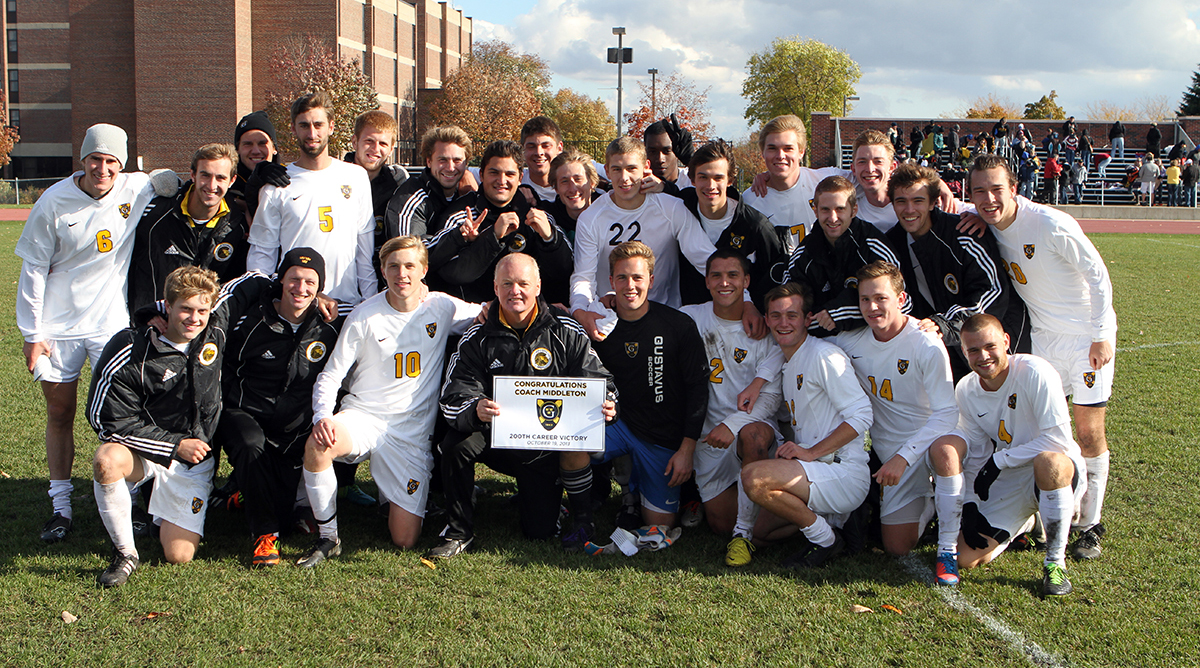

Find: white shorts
<box><xmin>694</xmin><ymin>422</ymin><xmax>780</xmax><ymax>503</ymax></box>
<box><xmin>36</xmin><ymin>332</ymin><xmax>117</xmax><ymax>383</ymax></box>
<box><xmin>1140</xmin><ymin>181</ymin><xmax>1153</xmax><ymax>194</ymax></box>
<box><xmin>132</xmin><ymin>455</ymin><xmax>216</xmax><ymax>536</ymax></box>
<box><xmin>798</xmin><ymin>458</ymin><xmax>871</xmax><ymax>518</ymax></box>
<box><xmin>879</xmin><ymin>451</ymin><xmax>934</xmax><ymax>524</ymax></box>
<box><xmin>964</xmin><ymin>452</ymin><xmax>1085</xmax><ymax>541</ymax></box>
<box><xmin>1033</xmin><ymin>330</ymin><xmax>1114</xmax><ymax>404</ymax></box>
<box><xmin>333</xmin><ymin>409</ymin><xmax>433</xmax><ymax>517</ymax></box>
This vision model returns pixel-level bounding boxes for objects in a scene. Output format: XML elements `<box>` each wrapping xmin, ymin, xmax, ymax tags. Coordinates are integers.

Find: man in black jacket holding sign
<box><xmin>431</xmin><ymin>253</ymin><xmax>617</xmax><ymax>558</ymax></box>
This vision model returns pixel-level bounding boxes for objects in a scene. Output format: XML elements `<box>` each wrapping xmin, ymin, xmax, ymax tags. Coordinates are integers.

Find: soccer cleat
<box><xmin>680</xmin><ymin>500</ymin><xmax>704</xmax><ymax>528</ymax></box>
<box><xmin>39</xmin><ymin>513</ymin><xmax>72</xmax><ymax>544</ymax></box>
<box><xmin>130</xmin><ymin>504</ymin><xmax>153</xmax><ymax>538</ymax></box>
<box><xmin>1070</xmin><ymin>523</ymin><xmax>1105</xmax><ymax>560</ymax></box>
<box><xmin>210</xmin><ymin>480</ymin><xmax>242</xmax><ymax>511</ymax></box>
<box><xmin>425</xmin><ymin>536</ymin><xmax>473</xmax><ymax>560</ymax></box>
<box><xmin>1009</xmin><ymin>532</ymin><xmax>1044</xmax><ymax>552</ymax></box>
<box><xmin>252</xmin><ymin>534</ymin><xmax>281</xmax><ymax>567</ymax></box>
<box><xmin>343</xmin><ymin>484</ymin><xmax>376</xmax><ymax>507</ymax></box>
<box><xmin>935</xmin><ymin>552</ymin><xmax>960</xmax><ymax>586</ymax></box>
<box><xmin>295</xmin><ymin>537</ymin><xmax>341</xmax><ymax>568</ymax></box>
<box><xmin>725</xmin><ymin>535</ymin><xmax>755</xmax><ymax>567</ymax></box>
<box><xmin>615</xmin><ymin>501</ymin><xmax>641</xmax><ymax>532</ymax></box>
<box><xmin>561</xmin><ymin>522</ymin><xmax>595</xmax><ymax>554</ymax></box>
<box><xmin>98</xmin><ymin>550</ymin><xmax>139</xmax><ymax>588</ymax></box>
<box><xmin>1042</xmin><ymin>562</ymin><xmax>1073</xmax><ymax>598</ymax></box>
<box><xmin>786</xmin><ymin>532</ymin><xmax>844</xmax><ymax>569</ymax></box>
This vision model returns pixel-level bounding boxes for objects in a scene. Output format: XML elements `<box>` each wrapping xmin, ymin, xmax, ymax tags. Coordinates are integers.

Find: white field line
<box><xmin>898</xmin><ymin>554</ymin><xmax>1072</xmax><ymax>668</ymax></box>
<box><xmin>1116</xmin><ymin>340</ymin><xmax>1200</xmax><ymax>353</ymax></box>
<box><xmin>1140</xmin><ymin>238</ymin><xmax>1200</xmax><ymax>249</ymax></box>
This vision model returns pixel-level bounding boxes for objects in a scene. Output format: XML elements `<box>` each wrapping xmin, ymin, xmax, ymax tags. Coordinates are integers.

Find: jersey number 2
<box><xmin>608</xmin><ymin>221</ymin><xmax>641</xmax><ymax>245</ymax></box>
<box><xmin>708</xmin><ymin>357</ymin><xmax>725</xmax><ymax>384</ymax></box>
<box><xmin>394</xmin><ymin>351</ymin><xmax>420</xmax><ymax>378</ymax></box>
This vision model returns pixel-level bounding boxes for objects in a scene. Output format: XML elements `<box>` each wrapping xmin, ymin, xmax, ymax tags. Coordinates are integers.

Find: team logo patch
<box><xmin>796</xmin><ymin>373</ymin><xmax>804</xmax><ymax>390</ymax></box>
<box><xmin>537</xmin><ymin>398</ymin><xmax>563</xmax><ymax>431</ymax></box>
<box><xmin>507</xmin><ymin>233</ymin><xmax>527</xmax><ymax>252</ymax></box>
<box><xmin>426</xmin><ymin>322</ymin><xmax>437</xmax><ymax>338</ymax></box>
<box><xmin>897</xmin><ymin>359</ymin><xmax>910</xmax><ymax>375</ymax></box>
<box><xmin>944</xmin><ymin>274</ymin><xmax>960</xmax><ymax>294</ymax></box>
<box><xmin>341</xmin><ymin>185</ymin><xmax>352</xmax><ymax>199</ymax></box>
<box><xmin>191</xmin><ymin>497</ymin><xmax>203</xmax><ymax>514</ymax></box>
<box><xmin>119</xmin><ymin>203</ymin><xmax>132</xmax><ymax>219</ymax></box>
<box><xmin>199</xmin><ymin>342</ymin><xmax>219</xmax><ymax>366</ymax></box>
<box><xmin>305</xmin><ymin>341</ymin><xmax>327</xmax><ymax>362</ymax></box>
<box><xmin>1083</xmin><ymin>371</ymin><xmax>1096</xmax><ymax>388</ymax></box>
<box><xmin>213</xmin><ymin>242</ymin><xmax>234</xmax><ymax>261</ymax></box>
<box><xmin>530</xmin><ymin>347</ymin><xmax>552</xmax><ymax>371</ymax></box>
<box><xmin>1008</xmin><ymin>393</ymin><xmax>1017</xmax><ymax>409</ymax></box>
<box><xmin>729</xmin><ymin>234</ymin><xmax>745</xmax><ymax>249</ymax></box>
<box><xmin>1024</xmin><ymin>244</ymin><xmax>1035</xmax><ymax>259</ymax></box>
<box><xmin>733</xmin><ymin>348</ymin><xmax>748</xmax><ymax>364</ymax></box>
<box><xmin>625</xmin><ymin>342</ymin><xmax>639</xmax><ymax>358</ymax></box>
<box><xmin>844</xmin><ymin>277</ymin><xmax>858</xmax><ymax>290</ymax></box>
<box><xmin>407</xmin><ymin>478</ymin><xmax>420</xmax><ymax>495</ymax></box>
<box><xmin>808</xmin><ymin>197</ymin><xmax>815</xmax><ymax>211</ymax></box>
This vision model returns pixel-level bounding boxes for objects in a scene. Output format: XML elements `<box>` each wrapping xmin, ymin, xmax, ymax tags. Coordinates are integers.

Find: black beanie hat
<box><xmin>235</xmin><ymin>110</ymin><xmax>278</xmax><ymax>147</ymax></box>
<box><xmin>276</xmin><ymin>247</ymin><xmax>326</xmax><ymax>293</ymax></box>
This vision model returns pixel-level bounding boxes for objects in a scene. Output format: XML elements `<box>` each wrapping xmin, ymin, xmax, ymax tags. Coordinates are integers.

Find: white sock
<box><xmin>935</xmin><ymin>473</ymin><xmax>964</xmax><ymax>554</ymax></box>
<box><xmin>1076</xmin><ymin>452</ymin><xmax>1109</xmax><ymax>530</ymax></box>
<box><xmin>303</xmin><ymin>467</ymin><xmax>339</xmax><ymax>541</ymax></box>
<box><xmin>1040</xmin><ymin>485</ymin><xmax>1073</xmax><ymax>567</ymax></box>
<box><xmin>732</xmin><ymin>480</ymin><xmax>759</xmax><ymax>540</ymax></box>
<box><xmin>94</xmin><ymin>480</ymin><xmax>137</xmax><ymax>559</ymax></box>
<box><xmin>49</xmin><ymin>479</ymin><xmax>73</xmax><ymax>521</ymax></box>
<box><xmin>801</xmin><ymin>515</ymin><xmax>835</xmax><ymax>548</ymax></box>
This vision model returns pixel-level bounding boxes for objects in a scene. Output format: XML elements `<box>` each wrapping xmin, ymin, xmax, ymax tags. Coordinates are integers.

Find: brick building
<box><xmin>1</xmin><ymin>0</ymin><xmax>471</xmax><ymax>178</ymax></box>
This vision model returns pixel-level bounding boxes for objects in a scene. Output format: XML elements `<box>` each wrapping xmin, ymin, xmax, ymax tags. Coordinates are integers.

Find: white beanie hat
<box><xmin>80</xmin><ymin>123</ymin><xmax>128</xmax><ymax>167</ymax></box>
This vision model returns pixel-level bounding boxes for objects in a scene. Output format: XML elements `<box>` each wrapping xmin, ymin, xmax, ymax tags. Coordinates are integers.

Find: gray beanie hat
<box><xmin>80</xmin><ymin>123</ymin><xmax>128</xmax><ymax>167</ymax></box>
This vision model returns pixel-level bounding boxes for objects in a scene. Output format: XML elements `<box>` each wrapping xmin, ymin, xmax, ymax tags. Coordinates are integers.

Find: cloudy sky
<box><xmin>455</xmin><ymin>0</ymin><xmax>1200</xmax><ymax>139</ymax></box>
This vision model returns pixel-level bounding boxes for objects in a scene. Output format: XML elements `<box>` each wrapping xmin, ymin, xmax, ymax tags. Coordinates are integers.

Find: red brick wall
<box><xmin>251</xmin><ymin>0</ymin><xmax>337</xmax><ymax>112</ymax></box>
<box><xmin>69</xmin><ymin>0</ymin><xmax>136</xmax><ymax>170</ymax></box>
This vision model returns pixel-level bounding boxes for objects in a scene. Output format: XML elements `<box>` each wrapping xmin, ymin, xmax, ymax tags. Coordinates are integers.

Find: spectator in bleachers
<box><xmin>1146</xmin><ymin>123</ymin><xmax>1162</xmax><ymax>159</ymax></box>
<box><xmin>1058</xmin><ymin>158</ymin><xmax>1072</xmax><ymax>204</ymax></box>
<box><xmin>1166</xmin><ymin>159</ymin><xmax>1182</xmax><ymax>207</ymax></box>
<box><xmin>1017</xmin><ymin>153</ymin><xmax>1037</xmax><ymax>200</ymax></box>
<box><xmin>1010</xmin><ymin>125</ymin><xmax>1029</xmax><ymax>163</ymax></box>
<box><xmin>1183</xmin><ymin>159</ymin><xmax>1198</xmax><ymax>207</ymax></box>
<box><xmin>1043</xmin><ymin>155</ymin><xmax>1062</xmax><ymax>204</ymax></box>
<box><xmin>1109</xmin><ymin>120</ymin><xmax>1126</xmax><ymax>159</ymax></box>
<box><xmin>1061</xmin><ymin>116</ymin><xmax>1077</xmax><ymax>139</ymax></box>
<box><xmin>909</xmin><ymin>125</ymin><xmax>924</xmax><ymax>158</ymax></box>
<box><xmin>1168</xmin><ymin>140</ymin><xmax>1187</xmax><ymax>163</ymax></box>
<box><xmin>1137</xmin><ymin>154</ymin><xmax>1160</xmax><ymax>206</ymax></box>
<box><xmin>1093</xmin><ymin>149</ymin><xmax>1112</xmax><ymax>180</ymax></box>
<box><xmin>992</xmin><ymin>118</ymin><xmax>1010</xmax><ymax>158</ymax></box>
<box><xmin>887</xmin><ymin>123</ymin><xmax>900</xmax><ymax>152</ymax></box>
<box><xmin>1063</xmin><ymin>131</ymin><xmax>1079</xmax><ymax>166</ymax></box>
<box><xmin>1042</xmin><ymin>129</ymin><xmax>1060</xmax><ymax>158</ymax></box>
<box><xmin>1070</xmin><ymin>158</ymin><xmax>1087</xmax><ymax>205</ymax></box>
<box><xmin>1079</xmin><ymin>129</ymin><xmax>1093</xmax><ymax>172</ymax></box>
<box><xmin>947</xmin><ymin>124</ymin><xmax>960</xmax><ymax>159</ymax></box>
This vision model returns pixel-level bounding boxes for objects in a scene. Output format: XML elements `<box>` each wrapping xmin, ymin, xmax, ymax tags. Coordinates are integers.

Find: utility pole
<box><xmin>648</xmin><ymin>68</ymin><xmax>658</xmax><ymax>120</ymax></box>
<box><xmin>608</xmin><ymin>27</ymin><xmax>632</xmax><ymax>137</ymax></box>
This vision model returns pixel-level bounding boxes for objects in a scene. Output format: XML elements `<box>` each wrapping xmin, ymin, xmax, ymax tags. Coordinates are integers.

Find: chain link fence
<box><xmin>0</xmin><ymin>177</ymin><xmax>63</xmax><ymax>206</ymax></box>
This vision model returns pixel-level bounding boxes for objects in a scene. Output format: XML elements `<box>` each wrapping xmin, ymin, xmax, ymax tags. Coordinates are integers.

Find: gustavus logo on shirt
<box><xmin>191</xmin><ymin>497</ymin><xmax>203</xmax><ymax>514</ymax></box>
<box><xmin>426</xmin><ymin>323</ymin><xmax>437</xmax><ymax>338</ymax></box>
<box><xmin>407</xmin><ymin>478</ymin><xmax>420</xmax><ymax>495</ymax></box>
<box><xmin>943</xmin><ymin>274</ymin><xmax>960</xmax><ymax>294</ymax></box>
<box><xmin>733</xmin><ymin>348</ymin><xmax>748</xmax><ymax>364</ymax></box>
<box><xmin>199</xmin><ymin>342</ymin><xmax>219</xmax><ymax>366</ymax></box>
<box><xmin>507</xmin><ymin>233</ymin><xmax>528</xmax><ymax>252</ymax></box>
<box><xmin>305</xmin><ymin>341</ymin><xmax>327</xmax><ymax>362</ymax></box>
<box><xmin>1083</xmin><ymin>371</ymin><xmax>1096</xmax><ymax>388</ymax></box>
<box><xmin>1008</xmin><ymin>393</ymin><xmax>1017</xmax><ymax>409</ymax></box>
<box><xmin>729</xmin><ymin>234</ymin><xmax>745</xmax><ymax>249</ymax></box>
<box><xmin>844</xmin><ymin>277</ymin><xmax>858</xmax><ymax>289</ymax></box>
<box><xmin>530</xmin><ymin>347</ymin><xmax>552</xmax><ymax>370</ymax></box>
<box><xmin>625</xmin><ymin>342</ymin><xmax>639</xmax><ymax>358</ymax></box>
<box><xmin>897</xmin><ymin>359</ymin><xmax>910</xmax><ymax>375</ymax></box>
<box><xmin>537</xmin><ymin>398</ymin><xmax>563</xmax><ymax>431</ymax></box>
<box><xmin>341</xmin><ymin>185</ymin><xmax>352</xmax><ymax>199</ymax></box>
<box><xmin>119</xmin><ymin>203</ymin><xmax>132</xmax><ymax>219</ymax></box>
<box><xmin>214</xmin><ymin>243</ymin><xmax>234</xmax><ymax>261</ymax></box>
<box><xmin>796</xmin><ymin>373</ymin><xmax>804</xmax><ymax>390</ymax></box>
<box><xmin>1024</xmin><ymin>244</ymin><xmax>1035</xmax><ymax>259</ymax></box>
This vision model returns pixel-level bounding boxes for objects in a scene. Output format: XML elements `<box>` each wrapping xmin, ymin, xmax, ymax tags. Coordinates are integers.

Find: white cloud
<box><xmin>455</xmin><ymin>0</ymin><xmax>1200</xmax><ymax>138</ymax></box>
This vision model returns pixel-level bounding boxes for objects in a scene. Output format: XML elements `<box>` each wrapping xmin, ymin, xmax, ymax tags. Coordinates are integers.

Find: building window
<box><xmin>7</xmin><ymin>29</ymin><xmax>16</xmax><ymax>54</ymax></box>
<box><xmin>9</xmin><ymin>109</ymin><xmax>18</xmax><ymax>128</ymax></box>
<box><xmin>5</xmin><ymin>0</ymin><xmax>14</xmax><ymax>24</ymax></box>
<box><xmin>8</xmin><ymin>69</ymin><xmax>17</xmax><ymax>93</ymax></box>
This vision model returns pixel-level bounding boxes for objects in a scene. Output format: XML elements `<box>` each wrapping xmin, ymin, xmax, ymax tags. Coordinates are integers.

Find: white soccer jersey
<box><xmin>519</xmin><ymin>171</ymin><xmax>556</xmax><ymax>202</ymax></box>
<box><xmin>681</xmin><ymin>304</ymin><xmax>784</xmax><ymax>436</ymax></box>
<box><xmin>780</xmin><ymin>335</ymin><xmax>873</xmax><ymax>466</ymax></box>
<box><xmin>248</xmin><ymin>160</ymin><xmax>376</xmax><ymax>305</ymax></box>
<box><xmin>990</xmin><ymin>197</ymin><xmax>1116</xmax><ymax>341</ymax></box>
<box><xmin>312</xmin><ymin>291</ymin><xmax>480</xmax><ymax>449</ymax></box>
<box><xmin>741</xmin><ymin>167</ymin><xmax>844</xmax><ymax>254</ymax></box>
<box><xmin>570</xmin><ymin>191</ymin><xmax>714</xmax><ymax>311</ymax></box>
<box><xmin>854</xmin><ymin>196</ymin><xmax>898</xmax><ymax>234</ymax></box>
<box><xmin>834</xmin><ymin>317</ymin><xmax>958</xmax><ymax>465</ymax></box>
<box><xmin>15</xmin><ymin>171</ymin><xmax>153</xmax><ymax>340</ymax></box>
<box><xmin>954</xmin><ymin>354</ymin><xmax>1082</xmax><ymax>471</ymax></box>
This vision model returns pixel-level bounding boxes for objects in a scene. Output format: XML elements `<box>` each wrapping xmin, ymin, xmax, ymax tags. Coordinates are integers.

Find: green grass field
<box><xmin>0</xmin><ymin>221</ymin><xmax>1196</xmax><ymax>667</ymax></box>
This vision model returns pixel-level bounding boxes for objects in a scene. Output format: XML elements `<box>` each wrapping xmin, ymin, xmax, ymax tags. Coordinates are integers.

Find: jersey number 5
<box><xmin>318</xmin><ymin>206</ymin><xmax>334</xmax><ymax>232</ymax></box>
<box><xmin>394</xmin><ymin>351</ymin><xmax>420</xmax><ymax>378</ymax></box>
<box><xmin>96</xmin><ymin>230</ymin><xmax>113</xmax><ymax>253</ymax></box>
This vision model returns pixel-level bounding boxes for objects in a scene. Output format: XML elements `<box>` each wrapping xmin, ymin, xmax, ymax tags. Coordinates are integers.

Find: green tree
<box><xmin>545</xmin><ymin>88</ymin><xmax>614</xmax><ymax>142</ymax></box>
<box><xmin>264</xmin><ymin>35</ymin><xmax>379</xmax><ymax>159</ymax></box>
<box><xmin>1023</xmin><ymin>90</ymin><xmax>1067</xmax><ymax>120</ymax></box>
<box><xmin>742</xmin><ymin>37</ymin><xmax>861</xmax><ymax>129</ymax></box>
<box><xmin>1180</xmin><ymin>65</ymin><xmax>1200</xmax><ymax>116</ymax></box>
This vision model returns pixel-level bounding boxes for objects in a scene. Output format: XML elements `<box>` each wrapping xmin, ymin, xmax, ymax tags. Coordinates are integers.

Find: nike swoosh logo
<box><xmin>977</xmin><ymin>413</ymin><xmax>987</xmax><ymax>417</ymax></box>
<box><xmin>377</xmin><ymin>337</ymin><xmax>387</xmax><ymax>342</ymax></box>
<box><xmin>67</xmin><ymin>222</ymin><xmax>79</xmax><ymax>227</ymax></box>
<box><xmin>292</xmin><ymin>195</ymin><xmax>303</xmax><ymax>201</ymax></box>
<box><xmin>851</xmin><ymin>355</ymin><xmax>861</xmax><ymax>359</ymax></box>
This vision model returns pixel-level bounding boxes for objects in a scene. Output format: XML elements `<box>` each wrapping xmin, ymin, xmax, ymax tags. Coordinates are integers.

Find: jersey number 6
<box><xmin>96</xmin><ymin>230</ymin><xmax>113</xmax><ymax>253</ymax></box>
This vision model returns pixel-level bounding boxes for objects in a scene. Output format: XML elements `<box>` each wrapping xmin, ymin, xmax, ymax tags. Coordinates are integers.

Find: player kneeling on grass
<box><xmin>742</xmin><ymin>282</ymin><xmax>873</xmax><ymax>569</ymax></box>
<box><xmin>430</xmin><ymin>254</ymin><xmax>618</xmax><ymax>558</ymax></box>
<box><xmin>832</xmin><ymin>261</ymin><xmax>967</xmax><ymax>584</ymax></box>
<box><xmin>679</xmin><ymin>250</ymin><xmax>783</xmax><ymax>566</ymax></box>
<box><xmin>953</xmin><ymin>314</ymin><xmax>1085</xmax><ymax>598</ymax></box>
<box><xmin>297</xmin><ymin>236</ymin><xmax>481</xmax><ymax>567</ymax></box>
<box><xmin>87</xmin><ymin>267</ymin><xmax>225</xmax><ymax>588</ymax></box>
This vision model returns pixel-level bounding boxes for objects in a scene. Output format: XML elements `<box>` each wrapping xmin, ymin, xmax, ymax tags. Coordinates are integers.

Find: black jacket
<box><xmin>127</xmin><ymin>183</ymin><xmax>249</xmax><ymax>314</ymax></box>
<box><xmin>440</xmin><ymin>296</ymin><xmax>617</xmax><ymax>434</ymax></box>
<box><xmin>384</xmin><ymin>167</ymin><xmax>464</xmax><ymax>240</ymax></box>
<box><xmin>427</xmin><ymin>192</ymin><xmax>573</xmax><ymax>304</ymax></box>
<box><xmin>537</xmin><ymin>191</ymin><xmax>602</xmax><ymax>245</ymax></box>
<box><xmin>221</xmin><ymin>273</ymin><xmax>345</xmax><ymax>441</ymax></box>
<box><xmin>1109</xmin><ymin>121</ymin><xmax>1125</xmax><ymax>140</ymax></box>
<box><xmin>783</xmin><ymin>217</ymin><xmax>905</xmax><ymax>335</ymax></box>
<box><xmin>674</xmin><ymin>188</ymin><xmax>786</xmax><ymax>308</ymax></box>
<box><xmin>884</xmin><ymin>209</ymin><xmax>1030</xmax><ymax>354</ymax></box>
<box><xmin>86</xmin><ymin>273</ymin><xmax>264</xmax><ymax>468</ymax></box>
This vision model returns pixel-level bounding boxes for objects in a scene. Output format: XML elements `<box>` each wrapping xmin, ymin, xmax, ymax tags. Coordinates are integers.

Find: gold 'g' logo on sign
<box><xmin>537</xmin><ymin>398</ymin><xmax>563</xmax><ymax>431</ymax></box>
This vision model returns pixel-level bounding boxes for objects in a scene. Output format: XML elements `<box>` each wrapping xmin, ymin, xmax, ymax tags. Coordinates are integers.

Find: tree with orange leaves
<box><xmin>624</xmin><ymin>71</ymin><xmax>713</xmax><ymax>140</ymax></box>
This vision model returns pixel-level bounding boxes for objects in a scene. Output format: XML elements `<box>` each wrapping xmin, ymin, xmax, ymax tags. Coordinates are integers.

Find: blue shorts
<box><xmin>598</xmin><ymin>420</ymin><xmax>680</xmax><ymax>515</ymax></box>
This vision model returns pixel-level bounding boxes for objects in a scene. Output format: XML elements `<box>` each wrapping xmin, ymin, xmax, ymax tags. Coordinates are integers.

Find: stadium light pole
<box><xmin>648</xmin><ymin>68</ymin><xmax>659</xmax><ymax>120</ymax></box>
<box><xmin>608</xmin><ymin>27</ymin><xmax>632</xmax><ymax>137</ymax></box>
<box><xmin>843</xmin><ymin>94</ymin><xmax>860</xmax><ymax>117</ymax></box>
